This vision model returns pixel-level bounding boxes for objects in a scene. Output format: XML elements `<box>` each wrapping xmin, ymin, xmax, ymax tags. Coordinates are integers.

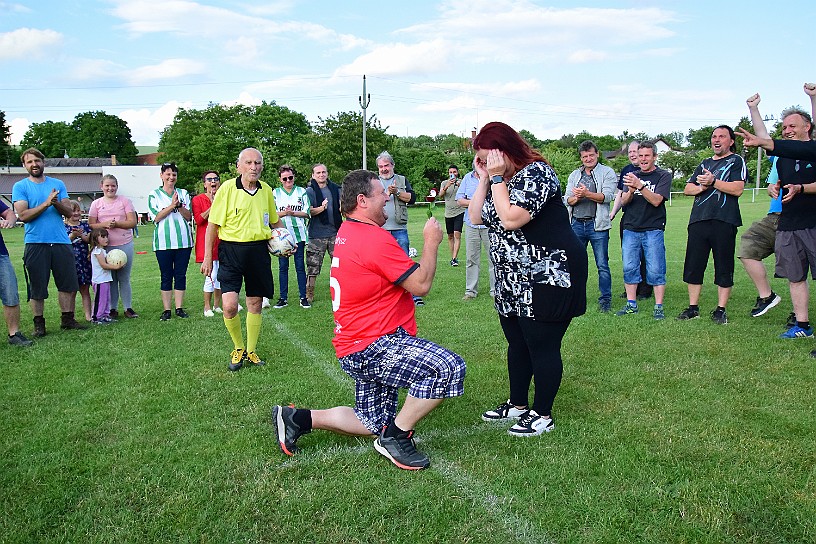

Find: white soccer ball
<box><xmin>408</xmin><ymin>247</ymin><xmax>418</xmax><ymax>258</ymax></box>
<box><xmin>268</xmin><ymin>228</ymin><xmax>296</xmax><ymax>256</ymax></box>
<box><xmin>106</xmin><ymin>249</ymin><xmax>128</xmax><ymax>266</ymax></box>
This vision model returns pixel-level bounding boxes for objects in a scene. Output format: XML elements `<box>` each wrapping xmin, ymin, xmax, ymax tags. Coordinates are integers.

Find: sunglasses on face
<box><xmin>205</xmin><ymin>177</ymin><xmax>220</xmax><ymax>182</ymax></box>
<box><xmin>281</xmin><ymin>175</ymin><xmax>294</xmax><ymax>181</ymax></box>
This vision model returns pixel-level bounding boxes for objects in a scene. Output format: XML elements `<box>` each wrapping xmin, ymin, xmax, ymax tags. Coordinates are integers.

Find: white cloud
<box><xmin>68</xmin><ymin>58</ymin><xmax>127</xmax><ymax>81</ymax></box>
<box><xmin>410</xmin><ymin>79</ymin><xmax>541</xmax><ymax>98</ymax></box>
<box><xmin>334</xmin><ymin>39</ymin><xmax>452</xmax><ymax>77</ymax></box>
<box><xmin>124</xmin><ymin>58</ymin><xmax>208</xmax><ymax>85</ymax></box>
<box><xmin>221</xmin><ymin>92</ymin><xmax>263</xmax><ymax>108</ymax></box>
<box><xmin>0</xmin><ymin>28</ymin><xmax>62</xmax><ymax>61</ymax></box>
<box><xmin>567</xmin><ymin>49</ymin><xmax>610</xmax><ymax>64</ymax></box>
<box><xmin>8</xmin><ymin>117</ymin><xmax>30</xmax><ymax>146</ymax></box>
<box><xmin>0</xmin><ymin>2</ymin><xmax>31</xmax><ymax>13</ymax></box>
<box><xmin>119</xmin><ymin>100</ymin><xmax>192</xmax><ymax>146</ymax></box>
<box><xmin>415</xmin><ymin>95</ymin><xmax>482</xmax><ymax>113</ymax></box>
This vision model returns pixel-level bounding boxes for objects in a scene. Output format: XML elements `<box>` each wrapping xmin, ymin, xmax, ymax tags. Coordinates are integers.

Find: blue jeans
<box><xmin>278</xmin><ymin>241</ymin><xmax>306</xmax><ymax>300</ymax></box>
<box><xmin>388</xmin><ymin>229</ymin><xmax>410</xmax><ymax>255</ymax></box>
<box><xmin>571</xmin><ymin>219</ymin><xmax>611</xmax><ymax>303</ymax></box>
<box><xmin>622</xmin><ymin>230</ymin><xmax>666</xmax><ymax>286</ymax></box>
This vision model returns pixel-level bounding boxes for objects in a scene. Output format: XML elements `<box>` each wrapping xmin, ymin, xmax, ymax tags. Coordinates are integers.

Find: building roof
<box><xmin>0</xmin><ymin>172</ymin><xmax>105</xmax><ymax>196</ymax></box>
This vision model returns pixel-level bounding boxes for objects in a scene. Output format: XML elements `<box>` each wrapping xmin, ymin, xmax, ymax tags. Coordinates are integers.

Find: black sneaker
<box><xmin>124</xmin><ymin>308</ymin><xmax>139</xmax><ymax>318</ymax></box>
<box><xmin>481</xmin><ymin>400</ymin><xmax>527</xmax><ymax>422</ymax></box>
<box><xmin>175</xmin><ymin>308</ymin><xmax>189</xmax><ymax>318</ymax></box>
<box><xmin>414</xmin><ymin>297</ymin><xmax>425</xmax><ymax>307</ymax></box>
<box><xmin>109</xmin><ymin>309</ymin><xmax>119</xmax><ymax>318</ymax></box>
<box><xmin>450</xmin><ymin>258</ymin><xmax>459</xmax><ymax>267</ymax></box>
<box><xmin>272</xmin><ymin>405</ymin><xmax>309</xmax><ymax>456</ymax></box>
<box><xmin>786</xmin><ymin>312</ymin><xmax>797</xmax><ymax>329</ymax></box>
<box><xmin>750</xmin><ymin>293</ymin><xmax>781</xmax><ymax>317</ymax></box>
<box><xmin>273</xmin><ymin>298</ymin><xmax>288</xmax><ymax>309</ymax></box>
<box><xmin>711</xmin><ymin>308</ymin><xmax>728</xmax><ymax>325</ymax></box>
<box><xmin>299</xmin><ymin>298</ymin><xmax>311</xmax><ymax>309</ymax></box>
<box><xmin>160</xmin><ymin>310</ymin><xmax>172</xmax><ymax>321</ymax></box>
<box><xmin>508</xmin><ymin>409</ymin><xmax>555</xmax><ymax>437</ymax></box>
<box><xmin>677</xmin><ymin>307</ymin><xmax>700</xmax><ymax>320</ymax></box>
<box><xmin>8</xmin><ymin>332</ymin><xmax>33</xmax><ymax>347</ymax></box>
<box><xmin>374</xmin><ymin>430</ymin><xmax>430</xmax><ymax>470</ymax></box>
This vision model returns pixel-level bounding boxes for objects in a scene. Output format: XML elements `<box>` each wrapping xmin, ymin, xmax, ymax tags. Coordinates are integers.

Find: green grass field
<box><xmin>1</xmin><ymin>194</ymin><xmax>814</xmax><ymax>543</ymax></box>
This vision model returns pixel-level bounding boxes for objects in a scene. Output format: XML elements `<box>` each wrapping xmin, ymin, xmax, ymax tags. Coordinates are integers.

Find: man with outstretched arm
<box><xmin>271</xmin><ymin>169</ymin><xmax>466</xmax><ymax>471</ymax></box>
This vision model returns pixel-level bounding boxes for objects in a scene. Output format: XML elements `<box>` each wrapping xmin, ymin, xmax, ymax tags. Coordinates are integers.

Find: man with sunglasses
<box><xmin>193</xmin><ymin>171</ymin><xmax>222</xmax><ymax>317</ymax></box>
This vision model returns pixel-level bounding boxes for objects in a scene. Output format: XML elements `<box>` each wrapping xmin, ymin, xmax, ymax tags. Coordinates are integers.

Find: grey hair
<box><xmin>376</xmin><ymin>151</ymin><xmax>395</xmax><ymax>166</ymax></box>
<box><xmin>781</xmin><ymin>107</ymin><xmax>815</xmax><ymax>138</ymax></box>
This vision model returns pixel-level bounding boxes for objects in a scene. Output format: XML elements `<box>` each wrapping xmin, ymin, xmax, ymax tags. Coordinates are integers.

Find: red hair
<box><xmin>472</xmin><ymin>122</ymin><xmax>548</xmax><ymax>173</ymax></box>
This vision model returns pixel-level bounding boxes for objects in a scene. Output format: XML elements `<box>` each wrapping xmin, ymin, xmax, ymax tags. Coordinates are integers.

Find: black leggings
<box><xmin>499</xmin><ymin>315</ymin><xmax>570</xmax><ymax>417</ymax></box>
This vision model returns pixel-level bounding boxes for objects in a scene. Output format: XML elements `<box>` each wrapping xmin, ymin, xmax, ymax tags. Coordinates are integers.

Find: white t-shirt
<box><xmin>91</xmin><ymin>247</ymin><xmax>113</xmax><ymax>284</ymax></box>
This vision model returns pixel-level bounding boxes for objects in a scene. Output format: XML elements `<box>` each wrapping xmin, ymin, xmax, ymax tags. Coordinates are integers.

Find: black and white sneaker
<box><xmin>272</xmin><ymin>405</ymin><xmax>309</xmax><ymax>456</ymax></box>
<box><xmin>481</xmin><ymin>399</ymin><xmax>527</xmax><ymax>422</ymax></box>
<box><xmin>750</xmin><ymin>292</ymin><xmax>781</xmax><ymax>317</ymax></box>
<box><xmin>273</xmin><ymin>298</ymin><xmax>288</xmax><ymax>309</ymax></box>
<box><xmin>299</xmin><ymin>298</ymin><xmax>311</xmax><ymax>309</ymax></box>
<box><xmin>373</xmin><ymin>429</ymin><xmax>430</xmax><ymax>470</ymax></box>
<box><xmin>508</xmin><ymin>409</ymin><xmax>554</xmax><ymax>437</ymax></box>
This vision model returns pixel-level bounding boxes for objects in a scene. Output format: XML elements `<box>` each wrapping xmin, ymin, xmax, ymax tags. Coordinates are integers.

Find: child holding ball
<box><xmin>90</xmin><ymin>228</ymin><xmax>124</xmax><ymax>324</ymax></box>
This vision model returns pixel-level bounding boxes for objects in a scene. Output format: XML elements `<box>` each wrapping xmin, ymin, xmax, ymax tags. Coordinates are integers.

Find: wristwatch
<box><xmin>491</xmin><ymin>175</ymin><xmax>504</xmax><ymax>185</ymax></box>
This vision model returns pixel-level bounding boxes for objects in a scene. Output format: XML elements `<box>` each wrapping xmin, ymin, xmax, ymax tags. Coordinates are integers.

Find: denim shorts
<box><xmin>622</xmin><ymin>229</ymin><xmax>666</xmax><ymax>286</ymax></box>
<box><xmin>0</xmin><ymin>254</ymin><xmax>20</xmax><ymax>306</ymax></box>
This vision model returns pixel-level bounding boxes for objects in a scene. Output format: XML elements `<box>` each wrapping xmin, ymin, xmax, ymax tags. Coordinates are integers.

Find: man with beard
<box><xmin>12</xmin><ymin>148</ymin><xmax>86</xmax><ymax>336</ymax></box>
<box><xmin>271</xmin><ymin>170</ymin><xmax>465</xmax><ymax>471</ymax></box>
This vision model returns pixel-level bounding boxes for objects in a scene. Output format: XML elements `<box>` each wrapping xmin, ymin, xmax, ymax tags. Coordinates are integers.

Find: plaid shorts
<box><xmin>339</xmin><ymin>328</ymin><xmax>466</xmax><ymax>434</ymax></box>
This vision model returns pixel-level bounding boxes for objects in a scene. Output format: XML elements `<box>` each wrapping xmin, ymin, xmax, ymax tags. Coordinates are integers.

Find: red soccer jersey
<box><xmin>330</xmin><ymin>220</ymin><xmax>419</xmax><ymax>358</ymax></box>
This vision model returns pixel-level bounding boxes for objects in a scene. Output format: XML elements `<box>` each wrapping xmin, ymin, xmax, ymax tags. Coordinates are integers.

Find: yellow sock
<box><xmin>224</xmin><ymin>314</ymin><xmax>244</xmax><ymax>350</ymax></box>
<box><xmin>246</xmin><ymin>311</ymin><xmax>262</xmax><ymax>354</ymax></box>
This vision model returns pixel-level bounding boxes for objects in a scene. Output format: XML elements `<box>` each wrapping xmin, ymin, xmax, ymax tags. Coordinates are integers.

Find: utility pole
<box><xmin>359</xmin><ymin>75</ymin><xmax>371</xmax><ymax>170</ymax></box>
<box><xmin>756</xmin><ymin>115</ymin><xmax>775</xmax><ymax>192</ymax></box>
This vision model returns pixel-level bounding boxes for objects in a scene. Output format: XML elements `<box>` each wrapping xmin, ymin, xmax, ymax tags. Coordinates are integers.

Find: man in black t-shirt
<box><xmin>616</xmin><ymin>142</ymin><xmax>672</xmax><ymax>320</ymax></box>
<box><xmin>678</xmin><ymin>126</ymin><xmax>745</xmax><ymax>324</ymax></box>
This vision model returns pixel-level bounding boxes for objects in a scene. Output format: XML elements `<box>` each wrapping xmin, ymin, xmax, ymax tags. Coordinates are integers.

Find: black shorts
<box><xmin>23</xmin><ymin>243</ymin><xmax>79</xmax><ymax>299</ymax></box>
<box><xmin>682</xmin><ymin>220</ymin><xmax>737</xmax><ymax>287</ymax></box>
<box><xmin>445</xmin><ymin>213</ymin><xmax>464</xmax><ymax>235</ymax></box>
<box><xmin>217</xmin><ymin>241</ymin><xmax>274</xmax><ymax>298</ymax></box>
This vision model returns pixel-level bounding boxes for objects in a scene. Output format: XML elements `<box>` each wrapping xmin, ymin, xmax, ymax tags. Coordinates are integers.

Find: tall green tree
<box><xmin>70</xmin><ymin>111</ymin><xmax>138</xmax><ymax>163</ymax></box>
<box><xmin>20</xmin><ymin>112</ymin><xmax>138</xmax><ymax>163</ymax></box>
<box><xmin>686</xmin><ymin>125</ymin><xmax>716</xmax><ymax>152</ymax></box>
<box><xmin>20</xmin><ymin>120</ymin><xmax>73</xmax><ymax>158</ymax></box>
<box><xmin>302</xmin><ymin>111</ymin><xmax>394</xmax><ymax>183</ymax></box>
<box><xmin>158</xmin><ymin>101</ymin><xmax>311</xmax><ymax>191</ymax></box>
<box><xmin>0</xmin><ymin>110</ymin><xmax>11</xmax><ymax>167</ymax></box>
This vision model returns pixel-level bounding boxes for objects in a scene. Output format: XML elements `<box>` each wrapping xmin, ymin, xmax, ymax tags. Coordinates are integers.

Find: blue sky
<box><xmin>2</xmin><ymin>1</ymin><xmax>815</xmax><ymax>148</ymax></box>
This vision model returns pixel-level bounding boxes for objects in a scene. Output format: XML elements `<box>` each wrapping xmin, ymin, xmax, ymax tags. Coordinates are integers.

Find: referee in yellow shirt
<box><xmin>201</xmin><ymin>148</ymin><xmax>283</xmax><ymax>371</ymax></box>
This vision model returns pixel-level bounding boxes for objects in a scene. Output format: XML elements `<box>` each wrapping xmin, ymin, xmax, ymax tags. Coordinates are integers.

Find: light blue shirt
<box><xmin>766</xmin><ymin>156</ymin><xmax>782</xmax><ymax>214</ymax></box>
<box><xmin>11</xmin><ymin>176</ymin><xmax>71</xmax><ymax>244</ymax></box>
<box><xmin>455</xmin><ymin>171</ymin><xmax>486</xmax><ymax>229</ymax></box>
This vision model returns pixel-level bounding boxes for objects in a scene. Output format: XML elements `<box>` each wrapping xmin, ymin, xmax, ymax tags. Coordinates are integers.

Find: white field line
<box><xmin>268</xmin><ymin>315</ymin><xmax>554</xmax><ymax>544</ymax></box>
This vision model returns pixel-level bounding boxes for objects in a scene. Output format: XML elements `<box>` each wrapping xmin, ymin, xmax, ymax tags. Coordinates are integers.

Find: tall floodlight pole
<box><xmin>359</xmin><ymin>75</ymin><xmax>371</xmax><ymax>170</ymax></box>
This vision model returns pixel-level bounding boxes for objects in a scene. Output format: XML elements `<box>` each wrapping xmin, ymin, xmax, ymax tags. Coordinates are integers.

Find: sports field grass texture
<box><xmin>0</xmin><ymin>194</ymin><xmax>814</xmax><ymax>543</ymax></box>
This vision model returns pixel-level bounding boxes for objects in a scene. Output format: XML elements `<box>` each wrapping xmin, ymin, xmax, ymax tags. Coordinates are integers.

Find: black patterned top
<box><xmin>482</xmin><ymin>161</ymin><xmax>587</xmax><ymax>321</ymax></box>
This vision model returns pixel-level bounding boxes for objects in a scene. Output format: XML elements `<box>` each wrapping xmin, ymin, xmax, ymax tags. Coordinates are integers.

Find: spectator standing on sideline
<box><xmin>0</xmin><ymin>201</ymin><xmax>33</xmax><ymax>346</ymax></box>
<box><xmin>438</xmin><ymin>164</ymin><xmax>466</xmax><ymax>267</ymax></box>
<box><xmin>192</xmin><ymin>171</ymin><xmax>222</xmax><ymax>317</ymax></box>
<box><xmin>12</xmin><ymin>147</ymin><xmax>86</xmax><ymax>336</ymax></box>
<box><xmin>88</xmin><ymin>174</ymin><xmax>139</xmax><ymax>319</ymax></box>
<box><xmin>147</xmin><ymin>162</ymin><xmax>194</xmax><ymax>321</ymax></box>
<box><xmin>305</xmin><ymin>164</ymin><xmax>341</xmax><ymax>303</ymax></box>
<box><xmin>377</xmin><ymin>151</ymin><xmax>424</xmax><ymax>306</ymax></box>
<box><xmin>272</xmin><ymin>169</ymin><xmax>465</xmax><ymax>470</ymax></box>
<box><xmin>616</xmin><ymin>142</ymin><xmax>673</xmax><ymax>319</ymax></box>
<box><xmin>564</xmin><ymin>140</ymin><xmax>617</xmax><ymax>312</ymax></box>
<box><xmin>456</xmin><ymin>158</ymin><xmax>496</xmax><ymax>300</ymax></box>
<box><xmin>272</xmin><ymin>165</ymin><xmax>311</xmax><ymax>309</ymax></box>
<box><xmin>677</xmin><ymin>126</ymin><xmax>745</xmax><ymax>324</ymax></box>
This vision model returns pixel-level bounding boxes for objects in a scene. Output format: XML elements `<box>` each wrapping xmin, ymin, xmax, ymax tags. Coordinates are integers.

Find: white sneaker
<box><xmin>237</xmin><ymin>304</ymin><xmax>244</xmax><ymax>312</ymax></box>
<box><xmin>508</xmin><ymin>409</ymin><xmax>554</xmax><ymax>437</ymax></box>
<box><xmin>262</xmin><ymin>297</ymin><xmax>271</xmax><ymax>309</ymax></box>
<box><xmin>203</xmin><ymin>309</ymin><xmax>215</xmax><ymax>317</ymax></box>
<box><xmin>214</xmin><ymin>307</ymin><xmax>223</xmax><ymax>314</ymax></box>
<box><xmin>481</xmin><ymin>400</ymin><xmax>527</xmax><ymax>421</ymax></box>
